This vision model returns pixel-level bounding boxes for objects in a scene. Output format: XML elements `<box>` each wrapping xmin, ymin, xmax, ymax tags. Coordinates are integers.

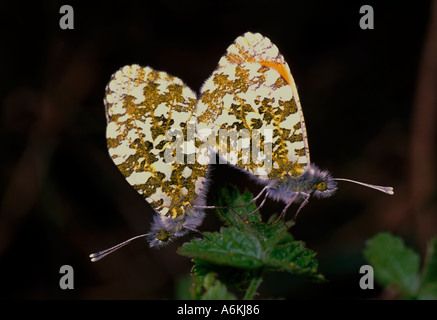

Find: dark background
<box><xmin>0</xmin><ymin>0</ymin><xmax>435</xmax><ymax>299</ymax></box>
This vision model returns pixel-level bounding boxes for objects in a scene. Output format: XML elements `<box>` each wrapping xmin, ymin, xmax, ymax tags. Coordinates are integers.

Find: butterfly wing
<box><xmin>196</xmin><ymin>32</ymin><xmax>310</xmax><ymax>181</ymax></box>
<box><xmin>104</xmin><ymin>64</ymin><xmax>208</xmax><ymax>246</ymax></box>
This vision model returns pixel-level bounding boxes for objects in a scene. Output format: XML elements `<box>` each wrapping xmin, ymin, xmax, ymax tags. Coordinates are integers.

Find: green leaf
<box><xmin>179</xmin><ymin>190</ymin><xmax>321</xmax><ymax>277</ymax></box>
<box><xmin>249</xmin><ymin>218</ymin><xmax>294</xmax><ymax>251</ymax></box>
<box><xmin>194</xmin><ymin>272</ymin><xmax>237</xmax><ymax>300</ymax></box>
<box><xmin>174</xmin><ymin>275</ymin><xmax>194</xmax><ymax>300</ymax></box>
<box><xmin>418</xmin><ymin>238</ymin><xmax>437</xmax><ymax>299</ymax></box>
<box><xmin>269</xmin><ymin>242</ymin><xmax>317</xmax><ymax>270</ymax></box>
<box><xmin>265</xmin><ymin>237</ymin><xmax>324</xmax><ymax>281</ymax></box>
<box><xmin>192</xmin><ymin>259</ymin><xmax>254</xmax><ymax>288</ymax></box>
<box><xmin>213</xmin><ymin>186</ymin><xmax>262</xmax><ymax>227</ymax></box>
<box><xmin>363</xmin><ymin>232</ymin><xmax>420</xmax><ymax>298</ymax></box>
<box><xmin>178</xmin><ymin>185</ymin><xmax>325</xmax><ymax>298</ymax></box>
<box><xmin>213</xmin><ymin>186</ymin><xmax>295</xmax><ymax>252</ymax></box>
<box><xmin>178</xmin><ymin>227</ymin><xmax>264</xmax><ymax>268</ymax></box>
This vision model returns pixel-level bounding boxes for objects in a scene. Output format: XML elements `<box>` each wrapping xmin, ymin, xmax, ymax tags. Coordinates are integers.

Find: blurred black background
<box><xmin>0</xmin><ymin>0</ymin><xmax>435</xmax><ymax>299</ymax></box>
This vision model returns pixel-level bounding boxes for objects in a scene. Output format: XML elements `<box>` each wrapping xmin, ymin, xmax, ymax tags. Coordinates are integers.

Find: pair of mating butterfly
<box><xmin>90</xmin><ymin>32</ymin><xmax>393</xmax><ymax>262</ymax></box>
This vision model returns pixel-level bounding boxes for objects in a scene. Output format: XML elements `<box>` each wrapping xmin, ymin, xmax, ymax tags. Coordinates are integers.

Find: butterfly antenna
<box><xmin>334</xmin><ymin>178</ymin><xmax>394</xmax><ymax>195</ymax></box>
<box><xmin>89</xmin><ymin>234</ymin><xmax>149</xmax><ymax>262</ymax></box>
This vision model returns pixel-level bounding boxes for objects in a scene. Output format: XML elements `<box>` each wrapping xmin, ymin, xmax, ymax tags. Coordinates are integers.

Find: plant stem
<box><xmin>243</xmin><ymin>270</ymin><xmax>263</xmax><ymax>300</ymax></box>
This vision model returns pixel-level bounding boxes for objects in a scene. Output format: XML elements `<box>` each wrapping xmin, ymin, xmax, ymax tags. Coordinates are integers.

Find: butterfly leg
<box><xmin>293</xmin><ymin>193</ymin><xmax>311</xmax><ymax>221</ymax></box>
<box><xmin>274</xmin><ymin>192</ymin><xmax>299</xmax><ymax>223</ymax></box>
<box><xmin>242</xmin><ymin>185</ymin><xmax>274</xmax><ymax>216</ymax></box>
<box><xmin>237</xmin><ymin>185</ymin><xmax>271</xmax><ymax>209</ymax></box>
<box><xmin>245</xmin><ymin>189</ymin><xmax>269</xmax><ymax>216</ymax></box>
<box><xmin>183</xmin><ymin>226</ymin><xmax>204</xmax><ymax>237</ymax></box>
<box><xmin>211</xmin><ymin>186</ymin><xmax>271</xmax><ymax>217</ymax></box>
<box><xmin>195</xmin><ymin>185</ymin><xmax>270</xmax><ymax>210</ymax></box>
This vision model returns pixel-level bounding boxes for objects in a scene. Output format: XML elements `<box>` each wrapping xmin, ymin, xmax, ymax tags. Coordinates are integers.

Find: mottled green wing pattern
<box><xmin>196</xmin><ymin>32</ymin><xmax>310</xmax><ymax>181</ymax></box>
<box><xmin>104</xmin><ymin>65</ymin><xmax>207</xmax><ymax>219</ymax></box>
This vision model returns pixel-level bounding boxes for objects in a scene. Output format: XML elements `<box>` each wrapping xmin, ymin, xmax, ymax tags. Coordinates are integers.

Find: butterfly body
<box><xmin>266</xmin><ymin>164</ymin><xmax>338</xmax><ymax>203</ymax></box>
<box><xmin>148</xmin><ymin>205</ymin><xmax>206</xmax><ymax>247</ymax></box>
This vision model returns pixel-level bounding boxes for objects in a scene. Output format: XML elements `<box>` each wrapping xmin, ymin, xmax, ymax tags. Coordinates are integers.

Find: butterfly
<box><xmin>90</xmin><ymin>32</ymin><xmax>393</xmax><ymax>262</ymax></box>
